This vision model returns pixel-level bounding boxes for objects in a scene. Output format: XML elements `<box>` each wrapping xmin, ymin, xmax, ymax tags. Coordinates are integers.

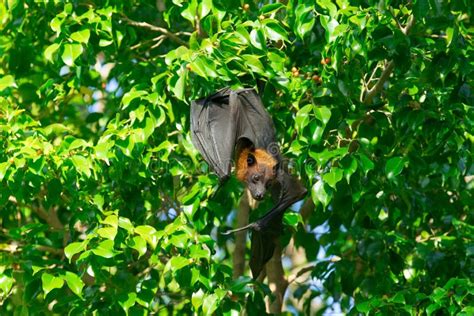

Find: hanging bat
<box><xmin>190</xmin><ymin>87</ymin><xmax>307</xmax><ymax>278</ymax></box>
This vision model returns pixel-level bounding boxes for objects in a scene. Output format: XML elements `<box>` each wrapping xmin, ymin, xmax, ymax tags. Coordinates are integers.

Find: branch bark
<box><xmin>362</xmin><ymin>15</ymin><xmax>415</xmax><ymax>105</ymax></box>
<box><xmin>8</xmin><ymin>196</ymin><xmax>63</xmax><ymax>230</ymax></box>
<box><xmin>266</xmin><ymin>244</ymin><xmax>289</xmax><ymax>314</ymax></box>
<box><xmin>121</xmin><ymin>16</ymin><xmax>189</xmax><ymax>47</ymax></box>
<box><xmin>300</xmin><ymin>198</ymin><xmax>315</xmax><ymax>222</ymax></box>
<box><xmin>233</xmin><ymin>190</ymin><xmax>250</xmax><ymax>278</ymax></box>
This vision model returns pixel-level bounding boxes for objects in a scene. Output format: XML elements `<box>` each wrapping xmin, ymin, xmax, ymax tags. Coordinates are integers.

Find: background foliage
<box><xmin>0</xmin><ymin>0</ymin><xmax>472</xmax><ymax>314</ymax></box>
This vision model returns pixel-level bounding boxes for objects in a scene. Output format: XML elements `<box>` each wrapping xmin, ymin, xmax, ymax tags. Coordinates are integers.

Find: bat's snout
<box><xmin>253</xmin><ymin>191</ymin><xmax>264</xmax><ymax>201</ymax></box>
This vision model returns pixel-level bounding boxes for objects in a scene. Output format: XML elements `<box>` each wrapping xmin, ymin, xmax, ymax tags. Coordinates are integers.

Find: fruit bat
<box><xmin>190</xmin><ymin>87</ymin><xmax>307</xmax><ymax>278</ymax></box>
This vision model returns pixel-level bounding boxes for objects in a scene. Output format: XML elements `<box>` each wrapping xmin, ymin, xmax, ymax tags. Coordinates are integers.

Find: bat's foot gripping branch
<box><xmin>221</xmin><ymin>221</ymin><xmax>262</xmax><ymax>235</ymax></box>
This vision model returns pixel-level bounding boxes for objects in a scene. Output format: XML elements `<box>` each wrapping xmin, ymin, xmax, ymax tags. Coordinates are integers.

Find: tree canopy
<box><xmin>0</xmin><ymin>0</ymin><xmax>472</xmax><ymax>315</ymax></box>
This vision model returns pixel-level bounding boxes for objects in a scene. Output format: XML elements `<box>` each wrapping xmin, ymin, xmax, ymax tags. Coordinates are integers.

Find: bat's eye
<box><xmin>252</xmin><ymin>174</ymin><xmax>261</xmax><ymax>183</ymax></box>
<box><xmin>247</xmin><ymin>154</ymin><xmax>255</xmax><ymax>166</ymax></box>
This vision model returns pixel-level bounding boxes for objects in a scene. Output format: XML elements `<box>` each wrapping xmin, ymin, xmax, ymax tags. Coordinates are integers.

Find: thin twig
<box><xmin>121</xmin><ymin>16</ymin><xmax>189</xmax><ymax>47</ymax></box>
<box><xmin>150</xmin><ymin>37</ymin><xmax>165</xmax><ymax>50</ymax></box>
<box><xmin>288</xmin><ymin>264</ymin><xmax>316</xmax><ymax>284</ymax></box>
<box><xmin>362</xmin><ymin>15</ymin><xmax>415</xmax><ymax>105</ymax></box>
<box><xmin>130</xmin><ymin>35</ymin><xmax>165</xmax><ymax>50</ymax></box>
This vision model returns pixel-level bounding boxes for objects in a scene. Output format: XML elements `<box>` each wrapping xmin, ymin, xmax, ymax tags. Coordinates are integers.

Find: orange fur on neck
<box><xmin>236</xmin><ymin>148</ymin><xmax>277</xmax><ymax>182</ymax></box>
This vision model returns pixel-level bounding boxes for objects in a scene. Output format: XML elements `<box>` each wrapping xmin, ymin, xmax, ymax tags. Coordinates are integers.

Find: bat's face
<box><xmin>236</xmin><ymin>148</ymin><xmax>277</xmax><ymax>201</ymax></box>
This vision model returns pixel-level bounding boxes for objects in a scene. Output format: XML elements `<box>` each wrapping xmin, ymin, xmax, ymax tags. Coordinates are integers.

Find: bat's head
<box><xmin>236</xmin><ymin>147</ymin><xmax>277</xmax><ymax>201</ymax></box>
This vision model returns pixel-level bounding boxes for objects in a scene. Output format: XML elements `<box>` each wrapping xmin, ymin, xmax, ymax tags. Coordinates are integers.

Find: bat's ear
<box><xmin>273</xmin><ymin>161</ymin><xmax>280</xmax><ymax>172</ymax></box>
<box><xmin>236</xmin><ymin>138</ymin><xmax>255</xmax><ymax>153</ymax></box>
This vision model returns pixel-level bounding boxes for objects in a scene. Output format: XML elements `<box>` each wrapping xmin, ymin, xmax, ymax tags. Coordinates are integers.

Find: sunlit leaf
<box><xmin>61</xmin><ymin>43</ymin><xmax>83</xmax><ymax>66</ymax></box>
<box><xmin>70</xmin><ymin>29</ymin><xmax>90</xmax><ymax>44</ymax></box>
<box><xmin>41</xmin><ymin>273</ymin><xmax>64</xmax><ymax>296</ymax></box>
<box><xmin>63</xmin><ymin>272</ymin><xmax>84</xmax><ymax>298</ymax></box>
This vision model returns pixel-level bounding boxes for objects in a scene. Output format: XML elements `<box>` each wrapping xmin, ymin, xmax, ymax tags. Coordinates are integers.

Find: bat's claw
<box><xmin>221</xmin><ymin>222</ymin><xmax>261</xmax><ymax>235</ymax></box>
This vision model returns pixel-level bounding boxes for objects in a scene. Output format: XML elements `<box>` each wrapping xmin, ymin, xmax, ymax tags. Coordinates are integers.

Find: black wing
<box><xmin>249</xmin><ymin>170</ymin><xmax>308</xmax><ymax>278</ymax></box>
<box><xmin>190</xmin><ymin>87</ymin><xmax>276</xmax><ymax>181</ymax></box>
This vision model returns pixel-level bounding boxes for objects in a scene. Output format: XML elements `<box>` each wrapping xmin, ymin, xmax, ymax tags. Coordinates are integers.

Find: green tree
<box><xmin>0</xmin><ymin>0</ymin><xmax>472</xmax><ymax>315</ymax></box>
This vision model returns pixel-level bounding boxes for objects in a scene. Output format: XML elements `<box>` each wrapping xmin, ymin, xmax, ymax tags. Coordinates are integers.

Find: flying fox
<box><xmin>190</xmin><ymin>87</ymin><xmax>307</xmax><ymax>278</ymax></box>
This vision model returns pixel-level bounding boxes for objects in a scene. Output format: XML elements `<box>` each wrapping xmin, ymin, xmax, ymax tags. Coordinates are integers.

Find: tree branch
<box><xmin>9</xmin><ymin>196</ymin><xmax>63</xmax><ymax>230</ymax></box>
<box><xmin>300</xmin><ymin>198</ymin><xmax>315</xmax><ymax>222</ymax></box>
<box><xmin>266</xmin><ymin>244</ymin><xmax>289</xmax><ymax>314</ymax></box>
<box><xmin>233</xmin><ymin>190</ymin><xmax>250</xmax><ymax>278</ymax></box>
<box><xmin>288</xmin><ymin>264</ymin><xmax>316</xmax><ymax>284</ymax></box>
<box><xmin>362</xmin><ymin>15</ymin><xmax>415</xmax><ymax>105</ymax></box>
<box><xmin>121</xmin><ymin>16</ymin><xmax>189</xmax><ymax>47</ymax></box>
<box><xmin>362</xmin><ymin>60</ymin><xmax>395</xmax><ymax>105</ymax></box>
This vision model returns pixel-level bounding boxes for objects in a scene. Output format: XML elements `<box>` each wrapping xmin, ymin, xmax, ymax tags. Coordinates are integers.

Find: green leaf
<box><xmin>118</xmin><ymin>217</ymin><xmax>134</xmax><ymax>232</ymax></box>
<box><xmin>102</xmin><ymin>214</ymin><xmax>118</xmax><ymax>227</ymax></box>
<box><xmin>310</xmin><ymin>147</ymin><xmax>348</xmax><ymax>165</ymax></box>
<box><xmin>198</xmin><ymin>0</ymin><xmax>212</xmax><ymax>18</ymax></box>
<box><xmin>135</xmin><ymin>225</ymin><xmax>156</xmax><ymax>236</ymax></box>
<box><xmin>192</xmin><ymin>289</ymin><xmax>205</xmax><ymax>310</ymax></box>
<box><xmin>130</xmin><ymin>236</ymin><xmax>147</xmax><ymax>258</ymax></box>
<box><xmin>171</xmin><ymin>71</ymin><xmax>186</xmax><ymax>101</ymax></box>
<box><xmin>322</xmin><ymin>168</ymin><xmax>344</xmax><ymax>189</ymax></box>
<box><xmin>92</xmin><ymin>240</ymin><xmax>115</xmax><ymax>258</ymax></box>
<box><xmin>61</xmin><ymin>43</ymin><xmax>83</xmax><ymax>66</ymax></box>
<box><xmin>0</xmin><ymin>75</ymin><xmax>16</xmax><ymax>91</ymax></box>
<box><xmin>241</xmin><ymin>54</ymin><xmax>265</xmax><ymax>74</ymax></box>
<box><xmin>283</xmin><ymin>212</ymin><xmax>303</xmax><ymax>228</ymax></box>
<box><xmin>69</xmin><ymin>138</ymin><xmax>89</xmax><ymax>151</ymax></box>
<box><xmin>294</xmin><ymin>4</ymin><xmax>315</xmax><ymax>39</ymax></box>
<box><xmin>229</xmin><ymin>276</ymin><xmax>253</xmax><ymax>294</ymax></box>
<box><xmin>0</xmin><ymin>162</ymin><xmax>10</xmax><ymax>181</ymax></box>
<box><xmin>426</xmin><ymin>303</ymin><xmax>441</xmax><ymax>316</ymax></box>
<box><xmin>94</xmin><ymin>140</ymin><xmax>114</xmax><ymax>165</ymax></box>
<box><xmin>181</xmin><ymin>0</ymin><xmax>197</xmax><ymax>25</ymax></box>
<box><xmin>295</xmin><ymin>104</ymin><xmax>313</xmax><ymax>131</ymax></box>
<box><xmin>385</xmin><ymin>157</ymin><xmax>405</xmax><ymax>180</ymax></box>
<box><xmin>122</xmin><ymin>90</ymin><xmax>148</xmax><ymax>109</ymax></box>
<box><xmin>99</xmin><ymin>39</ymin><xmax>113</xmax><ymax>47</ymax></box>
<box><xmin>118</xmin><ymin>292</ymin><xmax>137</xmax><ymax>312</ymax></box>
<box><xmin>312</xmin><ymin>179</ymin><xmax>332</xmax><ymax>207</ymax></box>
<box><xmin>314</xmin><ymin>106</ymin><xmax>331</xmax><ymax>125</ymax></box>
<box><xmin>41</xmin><ymin>273</ymin><xmax>64</xmax><ymax>296</ymax></box>
<box><xmin>97</xmin><ymin>227</ymin><xmax>117</xmax><ymax>240</ymax></box>
<box><xmin>317</xmin><ymin>0</ymin><xmax>338</xmax><ymax>18</ymax></box>
<box><xmin>260</xmin><ymin>3</ymin><xmax>285</xmax><ymax>15</ymax></box>
<box><xmin>263</xmin><ymin>20</ymin><xmax>288</xmax><ymax>42</ymax></box>
<box><xmin>389</xmin><ymin>292</ymin><xmax>405</xmax><ymax>304</ymax></box>
<box><xmin>63</xmin><ymin>272</ymin><xmax>84</xmax><ymax>298</ymax></box>
<box><xmin>44</xmin><ymin>43</ymin><xmax>60</xmax><ymax>62</ymax></box>
<box><xmin>166</xmin><ymin>256</ymin><xmax>190</xmax><ymax>273</ymax></box>
<box><xmin>189</xmin><ymin>244</ymin><xmax>210</xmax><ymax>259</ymax></box>
<box><xmin>93</xmin><ymin>194</ymin><xmax>104</xmax><ymax>211</ymax></box>
<box><xmin>64</xmin><ymin>241</ymin><xmax>87</xmax><ymax>262</ymax></box>
<box><xmin>356</xmin><ymin>300</ymin><xmax>370</xmax><ymax>313</ymax></box>
<box><xmin>358</xmin><ymin>153</ymin><xmax>375</xmax><ymax>175</ymax></box>
<box><xmin>135</xmin><ymin>225</ymin><xmax>159</xmax><ymax>249</ymax></box>
<box><xmin>70</xmin><ymin>29</ymin><xmax>90</xmax><ymax>44</ymax></box>
<box><xmin>50</xmin><ymin>16</ymin><xmax>62</xmax><ymax>33</ymax></box>
<box><xmin>202</xmin><ymin>293</ymin><xmax>220</xmax><ymax>316</ymax></box>
<box><xmin>320</xmin><ymin>15</ymin><xmax>340</xmax><ymax>42</ymax></box>
<box><xmin>0</xmin><ymin>275</ymin><xmax>14</xmax><ymax>296</ymax></box>
<box><xmin>190</xmin><ymin>56</ymin><xmax>218</xmax><ymax>78</ymax></box>
<box><xmin>71</xmin><ymin>155</ymin><xmax>92</xmax><ymax>177</ymax></box>
<box><xmin>250</xmin><ymin>29</ymin><xmax>265</xmax><ymax>50</ymax></box>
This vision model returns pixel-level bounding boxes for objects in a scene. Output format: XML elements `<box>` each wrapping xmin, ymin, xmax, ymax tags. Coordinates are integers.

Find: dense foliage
<box><xmin>0</xmin><ymin>0</ymin><xmax>472</xmax><ymax>314</ymax></box>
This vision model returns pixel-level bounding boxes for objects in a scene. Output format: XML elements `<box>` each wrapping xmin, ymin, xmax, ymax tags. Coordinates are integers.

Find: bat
<box><xmin>190</xmin><ymin>87</ymin><xmax>307</xmax><ymax>278</ymax></box>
